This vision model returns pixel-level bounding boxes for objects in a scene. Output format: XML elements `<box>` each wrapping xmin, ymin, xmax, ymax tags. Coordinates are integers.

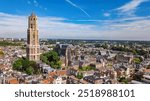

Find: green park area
<box><xmin>0</xmin><ymin>41</ymin><xmax>21</xmax><ymax>46</ymax></box>
<box><xmin>13</xmin><ymin>50</ymin><xmax>62</xmax><ymax>75</ymax></box>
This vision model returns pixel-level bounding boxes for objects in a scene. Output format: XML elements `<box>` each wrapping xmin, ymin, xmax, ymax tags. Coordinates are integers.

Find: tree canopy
<box><xmin>40</xmin><ymin>51</ymin><xmax>62</xmax><ymax>69</ymax></box>
<box><xmin>13</xmin><ymin>58</ymin><xmax>41</xmax><ymax>75</ymax></box>
<box><xmin>0</xmin><ymin>41</ymin><xmax>21</xmax><ymax>46</ymax></box>
<box><xmin>0</xmin><ymin>50</ymin><xmax>4</xmax><ymax>57</ymax></box>
<box><xmin>111</xmin><ymin>46</ymin><xmax>147</xmax><ymax>56</ymax></box>
<box><xmin>76</xmin><ymin>73</ymin><xmax>83</xmax><ymax>79</ymax></box>
<box><xmin>79</xmin><ymin>65</ymin><xmax>96</xmax><ymax>71</ymax></box>
<box><xmin>133</xmin><ymin>58</ymin><xmax>142</xmax><ymax>64</ymax></box>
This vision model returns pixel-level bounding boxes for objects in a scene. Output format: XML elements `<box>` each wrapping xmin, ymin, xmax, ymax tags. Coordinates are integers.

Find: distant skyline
<box><xmin>0</xmin><ymin>0</ymin><xmax>150</xmax><ymax>40</ymax></box>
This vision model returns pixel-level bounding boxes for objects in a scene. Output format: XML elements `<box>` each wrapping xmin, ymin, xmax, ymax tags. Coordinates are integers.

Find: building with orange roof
<box><xmin>41</xmin><ymin>79</ymin><xmax>49</xmax><ymax>84</ymax></box>
<box><xmin>48</xmin><ymin>77</ymin><xmax>54</xmax><ymax>84</ymax></box>
<box><xmin>6</xmin><ymin>78</ymin><xmax>19</xmax><ymax>84</ymax></box>
<box><xmin>49</xmin><ymin>70</ymin><xmax>67</xmax><ymax>77</ymax></box>
<box><xmin>56</xmin><ymin>70</ymin><xmax>67</xmax><ymax>76</ymax></box>
<box><xmin>48</xmin><ymin>70</ymin><xmax>67</xmax><ymax>84</ymax></box>
<box><xmin>49</xmin><ymin>71</ymin><xmax>56</xmax><ymax>77</ymax></box>
<box><xmin>144</xmin><ymin>69</ymin><xmax>150</xmax><ymax>75</ymax></box>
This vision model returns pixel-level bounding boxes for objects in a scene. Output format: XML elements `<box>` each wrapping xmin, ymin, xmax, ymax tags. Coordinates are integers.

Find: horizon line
<box><xmin>1</xmin><ymin>37</ymin><xmax>150</xmax><ymax>42</ymax></box>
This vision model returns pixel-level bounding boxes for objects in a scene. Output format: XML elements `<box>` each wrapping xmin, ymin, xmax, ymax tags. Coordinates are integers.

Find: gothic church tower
<box><xmin>26</xmin><ymin>13</ymin><xmax>40</xmax><ymax>62</ymax></box>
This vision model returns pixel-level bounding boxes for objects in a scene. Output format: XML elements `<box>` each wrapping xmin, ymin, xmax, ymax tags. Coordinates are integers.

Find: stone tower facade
<box><xmin>26</xmin><ymin>13</ymin><xmax>40</xmax><ymax>62</ymax></box>
<box><xmin>65</xmin><ymin>46</ymin><xmax>73</xmax><ymax>67</ymax></box>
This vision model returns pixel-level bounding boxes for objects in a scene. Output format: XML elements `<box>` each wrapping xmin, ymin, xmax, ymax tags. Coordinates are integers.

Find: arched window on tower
<box><xmin>31</xmin><ymin>24</ymin><xmax>33</xmax><ymax>28</ymax></box>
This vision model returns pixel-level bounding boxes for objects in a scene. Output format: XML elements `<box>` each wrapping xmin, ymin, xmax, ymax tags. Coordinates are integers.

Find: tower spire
<box><xmin>31</xmin><ymin>12</ymin><xmax>36</xmax><ymax>16</ymax></box>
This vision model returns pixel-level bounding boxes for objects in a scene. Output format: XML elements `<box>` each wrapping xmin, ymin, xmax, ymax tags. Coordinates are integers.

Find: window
<box><xmin>31</xmin><ymin>24</ymin><xmax>33</xmax><ymax>28</ymax></box>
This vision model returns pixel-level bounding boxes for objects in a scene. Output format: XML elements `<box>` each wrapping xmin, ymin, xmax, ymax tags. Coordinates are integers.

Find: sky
<box><xmin>0</xmin><ymin>0</ymin><xmax>150</xmax><ymax>40</ymax></box>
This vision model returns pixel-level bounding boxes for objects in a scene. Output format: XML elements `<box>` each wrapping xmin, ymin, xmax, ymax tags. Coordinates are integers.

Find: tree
<box><xmin>79</xmin><ymin>65</ymin><xmax>96</xmax><ymax>71</ymax></box>
<box><xmin>30</xmin><ymin>61</ymin><xmax>37</xmax><ymax>68</ymax></box>
<box><xmin>118</xmin><ymin>77</ymin><xmax>129</xmax><ymax>84</ymax></box>
<box><xmin>0</xmin><ymin>41</ymin><xmax>21</xmax><ymax>46</ymax></box>
<box><xmin>22</xmin><ymin>58</ymin><xmax>30</xmax><ymax>71</ymax></box>
<box><xmin>76</xmin><ymin>73</ymin><xmax>83</xmax><ymax>79</ymax></box>
<box><xmin>102</xmin><ymin>44</ymin><xmax>108</xmax><ymax>49</ymax></box>
<box><xmin>132</xmin><ymin>50</ymin><xmax>137</xmax><ymax>55</ymax></box>
<box><xmin>40</xmin><ymin>55</ymin><xmax>48</xmax><ymax>64</ymax></box>
<box><xmin>40</xmin><ymin>51</ymin><xmax>62</xmax><ymax>69</ymax></box>
<box><xmin>26</xmin><ymin>66</ymin><xmax>34</xmax><ymax>75</ymax></box>
<box><xmin>0</xmin><ymin>50</ymin><xmax>4</xmax><ymax>56</ymax></box>
<box><xmin>12</xmin><ymin>58</ymin><xmax>23</xmax><ymax>71</ymax></box>
<box><xmin>47</xmin><ymin>51</ymin><xmax>59</xmax><ymax>62</ymax></box>
<box><xmin>94</xmin><ymin>44</ymin><xmax>101</xmax><ymax>48</ymax></box>
<box><xmin>133</xmin><ymin>58</ymin><xmax>142</xmax><ymax>64</ymax></box>
<box><xmin>13</xmin><ymin>58</ymin><xmax>41</xmax><ymax>75</ymax></box>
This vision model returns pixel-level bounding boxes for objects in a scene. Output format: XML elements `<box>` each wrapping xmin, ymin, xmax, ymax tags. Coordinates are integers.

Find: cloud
<box><xmin>44</xmin><ymin>8</ymin><xmax>47</xmax><ymax>11</ymax></box>
<box><xmin>33</xmin><ymin>0</ymin><xmax>39</xmax><ymax>7</ymax></box>
<box><xmin>1</xmin><ymin>12</ymin><xmax>150</xmax><ymax>40</ymax></box>
<box><xmin>103</xmin><ymin>13</ymin><xmax>110</xmax><ymax>17</ymax></box>
<box><xmin>27</xmin><ymin>0</ymin><xmax>31</xmax><ymax>4</ymax></box>
<box><xmin>27</xmin><ymin>0</ymin><xmax>47</xmax><ymax>11</ymax></box>
<box><xmin>65</xmin><ymin>0</ymin><xmax>90</xmax><ymax>17</ymax></box>
<box><xmin>116</xmin><ymin>0</ymin><xmax>149</xmax><ymax>16</ymax></box>
<box><xmin>0</xmin><ymin>12</ymin><xmax>98</xmax><ymax>39</ymax></box>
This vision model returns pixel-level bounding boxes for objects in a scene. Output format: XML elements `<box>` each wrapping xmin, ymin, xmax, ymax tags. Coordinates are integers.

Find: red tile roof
<box><xmin>8</xmin><ymin>78</ymin><xmax>19</xmax><ymax>84</ymax></box>
<box><xmin>144</xmin><ymin>69</ymin><xmax>150</xmax><ymax>73</ymax></box>
<box><xmin>41</xmin><ymin>79</ymin><xmax>49</xmax><ymax>84</ymax></box>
